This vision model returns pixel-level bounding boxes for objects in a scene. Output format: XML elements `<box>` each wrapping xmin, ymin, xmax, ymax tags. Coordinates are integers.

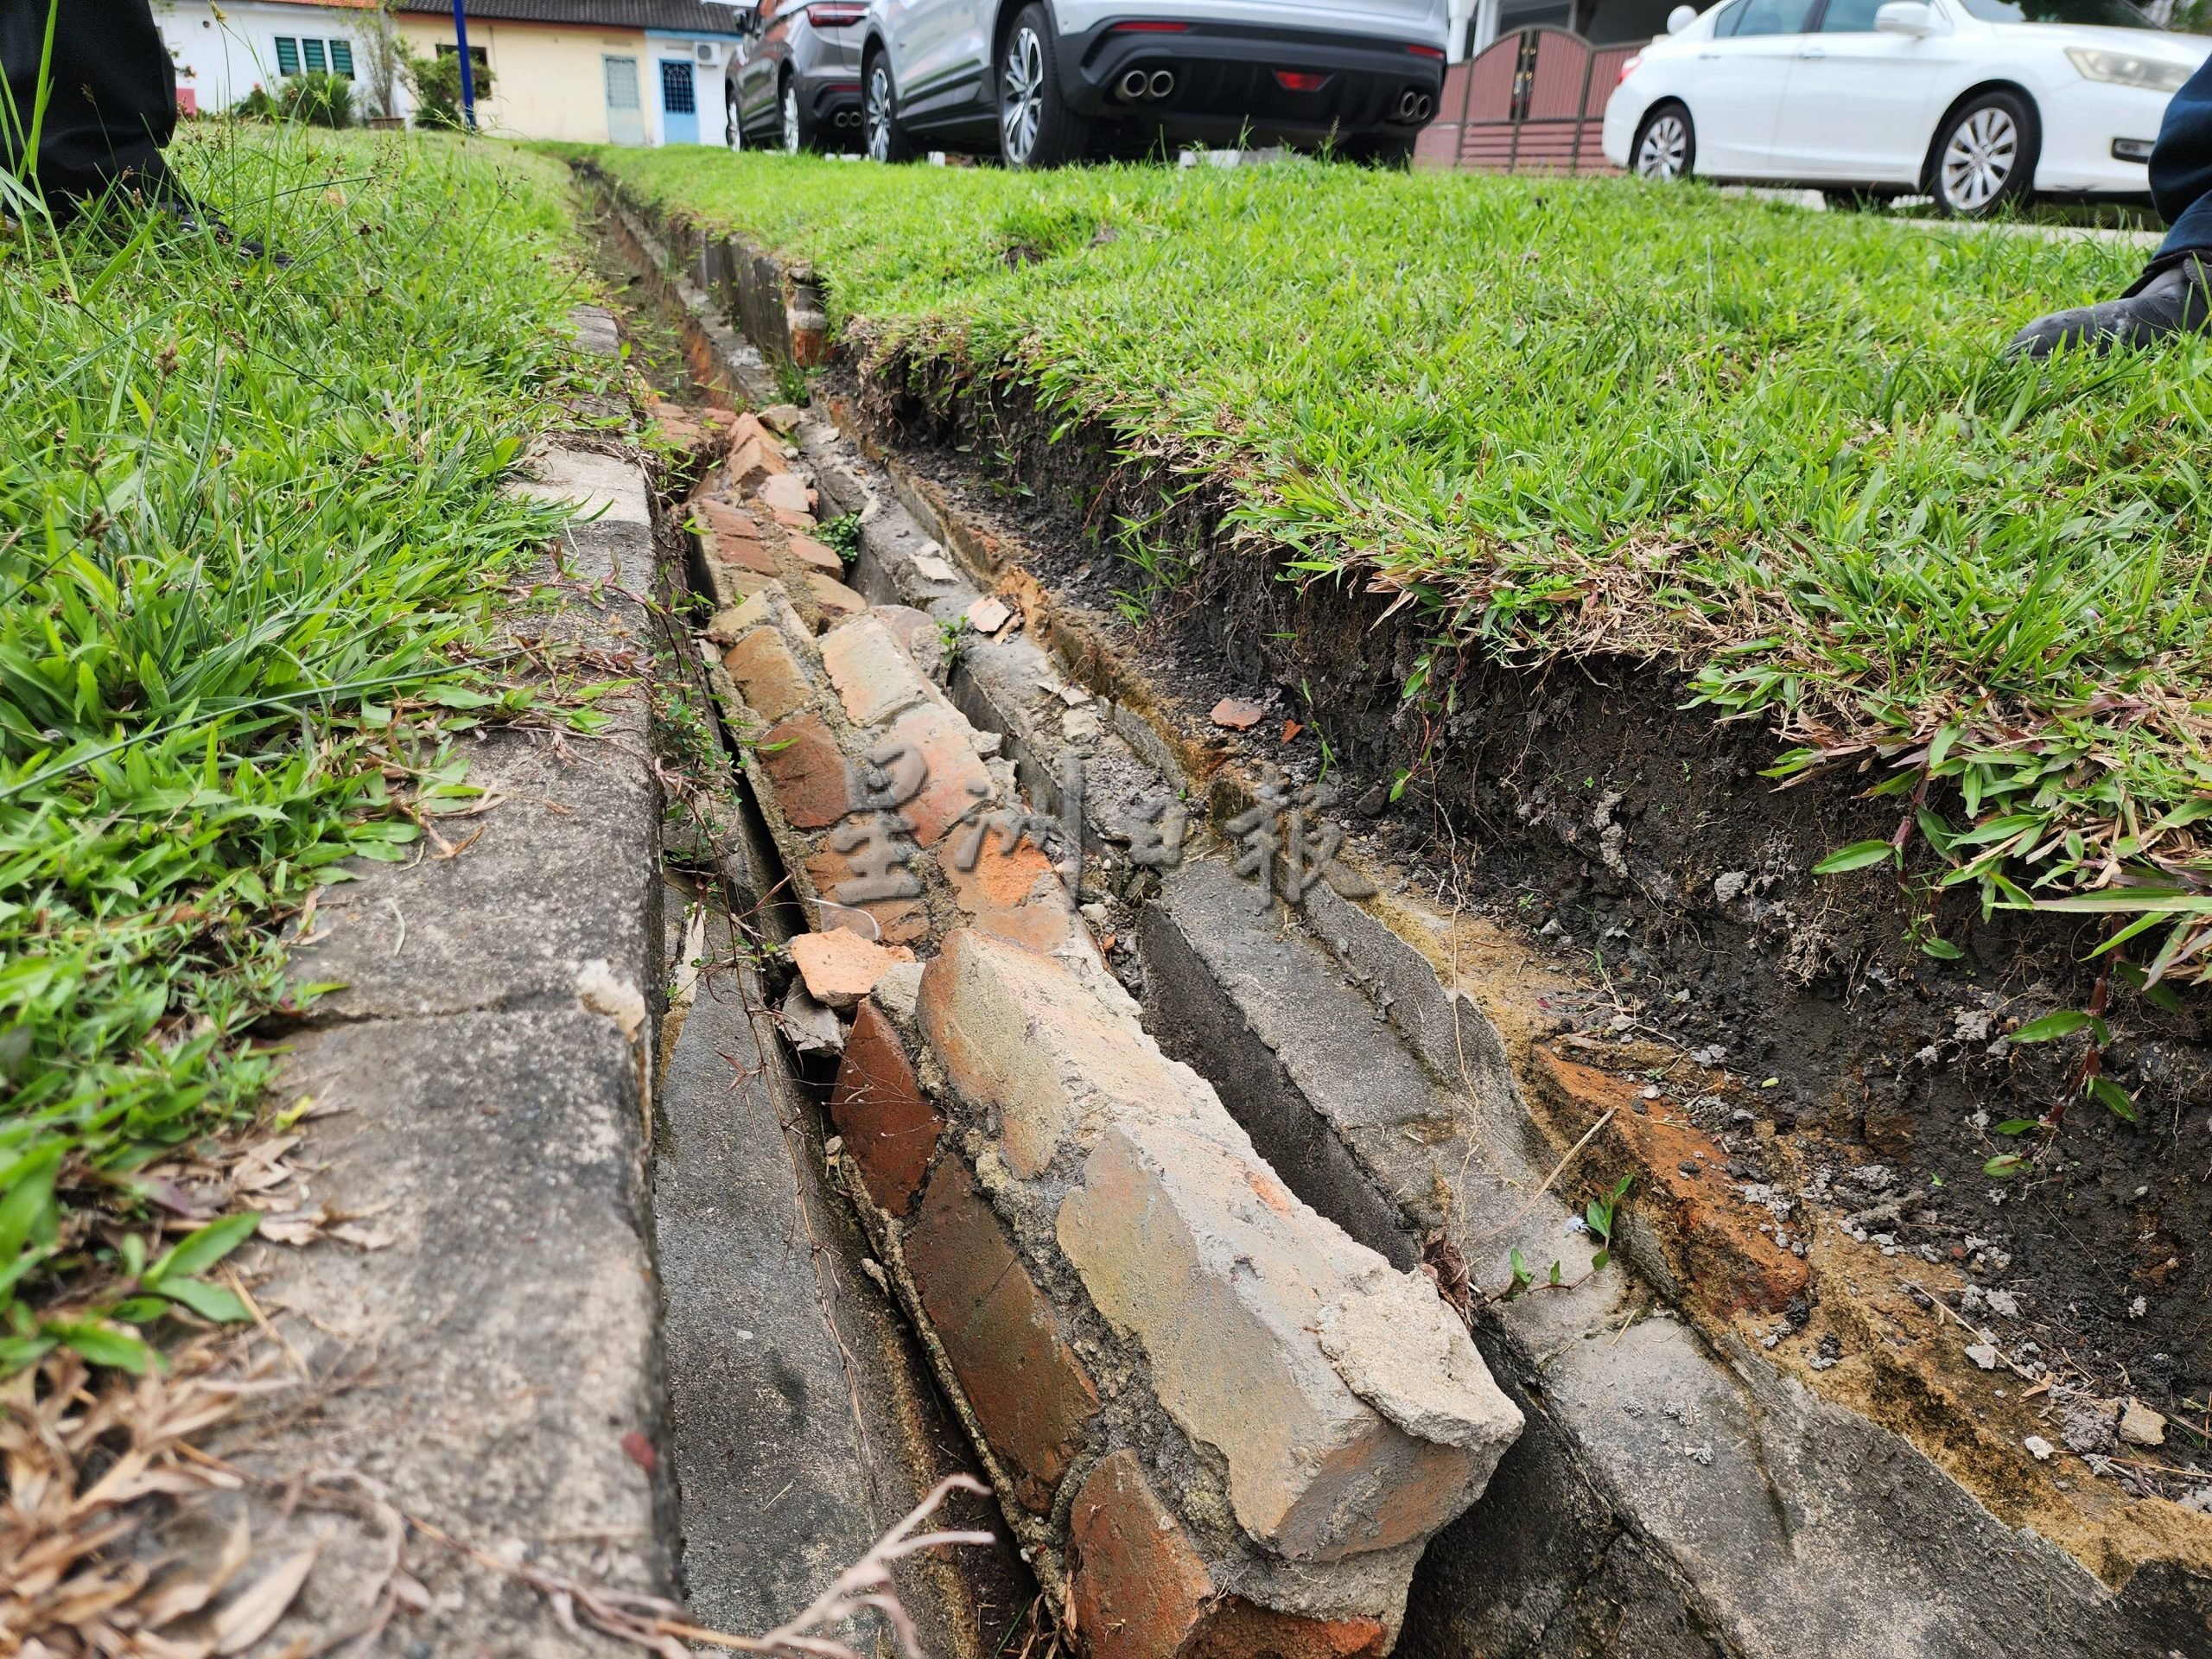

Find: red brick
<box><xmin>1181</xmin><ymin>1603</ymin><xmax>1388</xmax><ymax>1659</ymax></box>
<box><xmin>787</xmin><ymin>534</ymin><xmax>846</xmax><ymax>576</ymax></box>
<box><xmin>808</xmin><ymin>572</ymin><xmax>868</xmax><ymax>618</ymax></box>
<box><xmin>830</xmin><ymin>1003</ymin><xmax>941</xmax><ymax>1216</ymax></box>
<box><xmin>804</xmin><ymin>846</ymin><xmax>930</xmax><ymax>948</ymax></box>
<box><xmin>710</xmin><ymin>531</ymin><xmax>779</xmax><ymax>577</ymax></box>
<box><xmin>869</xmin><ymin>603</ymin><xmax>941</xmax><ymax>663</ymax></box>
<box><xmin>699</xmin><ymin>499</ymin><xmax>777</xmax><ymax>575</ymax></box>
<box><xmin>729</xmin><ymin>433</ymin><xmax>791</xmax><ymax>490</ymax></box>
<box><xmin>791</xmin><ymin>930</ymin><xmax>915</xmax><ymax>1011</ymax></box>
<box><xmin>973</xmin><ymin>903</ymin><xmax>1077</xmax><ymax>955</ymax></box>
<box><xmin>759</xmin><ymin>713</ymin><xmax>851</xmax><ymax>830</ymax></box>
<box><xmin>903</xmin><ymin>1160</ymin><xmax>1099</xmax><ymax>1511</ymax></box>
<box><xmin>823</xmin><ymin>615</ymin><xmax>931</xmax><ymax>729</ymax></box>
<box><xmin>1071</xmin><ymin>1453</ymin><xmax>1390</xmax><ymax>1659</ymax></box>
<box><xmin>876</xmin><ymin>704</ymin><xmax>993</xmax><ymax>849</ymax></box>
<box><xmin>759</xmin><ymin>474</ymin><xmax>815</xmax><ymax>517</ymax></box>
<box><xmin>938</xmin><ymin>836</ymin><xmax>1060</xmax><ymax>915</ymax></box>
<box><xmin>700</xmin><ymin>494</ymin><xmax>763</xmax><ymax>541</ymax></box>
<box><xmin>1070</xmin><ymin>1450</ymin><xmax>1214</xmax><ymax>1659</ymax></box>
<box><xmin>721</xmin><ymin>629</ymin><xmax>813</xmax><ymax>723</ymax></box>
<box><xmin>773</xmin><ymin>505</ymin><xmax>820</xmax><ymax>533</ymax></box>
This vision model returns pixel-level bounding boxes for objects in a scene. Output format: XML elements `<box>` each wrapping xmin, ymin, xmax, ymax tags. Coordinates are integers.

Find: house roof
<box><xmin>394</xmin><ymin>0</ymin><xmax>751</xmax><ymax>28</ymax></box>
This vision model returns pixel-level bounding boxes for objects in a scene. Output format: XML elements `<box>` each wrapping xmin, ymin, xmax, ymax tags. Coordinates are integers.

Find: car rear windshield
<box><xmin>1955</xmin><ymin>0</ymin><xmax>2157</xmax><ymax>26</ymax></box>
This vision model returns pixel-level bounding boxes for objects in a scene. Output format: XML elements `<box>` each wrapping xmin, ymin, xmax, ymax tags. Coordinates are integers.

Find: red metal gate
<box><xmin>1415</xmin><ymin>28</ymin><xmax>1638</xmax><ymax>175</ymax></box>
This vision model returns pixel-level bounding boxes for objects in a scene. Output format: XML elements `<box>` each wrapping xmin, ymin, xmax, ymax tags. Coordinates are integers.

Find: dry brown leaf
<box><xmin>209</xmin><ymin>1543</ymin><xmax>320</xmax><ymax>1655</ymax></box>
<box><xmin>327</xmin><ymin>1224</ymin><xmax>396</xmax><ymax>1252</ymax></box>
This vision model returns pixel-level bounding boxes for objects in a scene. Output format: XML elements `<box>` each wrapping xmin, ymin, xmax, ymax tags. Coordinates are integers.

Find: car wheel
<box><xmin>782</xmin><ymin>80</ymin><xmax>815</xmax><ymax>153</ymax></box>
<box><xmin>864</xmin><ymin>54</ymin><xmax>915</xmax><ymax>163</ymax></box>
<box><xmin>1631</xmin><ymin>103</ymin><xmax>1694</xmax><ymax>182</ymax></box>
<box><xmin>999</xmin><ymin>3</ymin><xmax>1090</xmax><ymax>169</ymax></box>
<box><xmin>726</xmin><ymin>85</ymin><xmax>743</xmax><ymax>151</ymax></box>
<box><xmin>1929</xmin><ymin>91</ymin><xmax>2036</xmax><ymax>218</ymax></box>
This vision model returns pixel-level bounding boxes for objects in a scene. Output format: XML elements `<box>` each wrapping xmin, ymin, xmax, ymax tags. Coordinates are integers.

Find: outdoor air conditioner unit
<box><xmin>695</xmin><ymin>41</ymin><xmax>718</xmax><ymax>64</ymax></box>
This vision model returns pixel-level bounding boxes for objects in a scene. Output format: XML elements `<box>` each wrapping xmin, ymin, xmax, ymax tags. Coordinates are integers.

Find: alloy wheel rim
<box><xmin>867</xmin><ymin>67</ymin><xmax>892</xmax><ymax>161</ymax></box>
<box><xmin>1638</xmin><ymin>116</ymin><xmax>1687</xmax><ymax>181</ymax></box>
<box><xmin>1001</xmin><ymin>27</ymin><xmax>1044</xmax><ymax>162</ymax></box>
<box><xmin>1941</xmin><ymin>107</ymin><xmax>2016</xmax><ymax>211</ymax></box>
<box><xmin>783</xmin><ymin>87</ymin><xmax>801</xmax><ymax>153</ymax></box>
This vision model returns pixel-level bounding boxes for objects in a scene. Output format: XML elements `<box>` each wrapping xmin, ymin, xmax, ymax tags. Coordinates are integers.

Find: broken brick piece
<box><xmin>830</xmin><ymin>1002</ymin><xmax>940</xmax><ymax>1214</ymax></box>
<box><xmin>791</xmin><ymin>930</ymin><xmax>916</xmax><ymax>1012</ymax></box>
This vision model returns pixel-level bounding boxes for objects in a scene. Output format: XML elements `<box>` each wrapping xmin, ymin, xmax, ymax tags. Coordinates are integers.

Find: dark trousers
<box><xmin>2157</xmin><ymin>51</ymin><xmax>2212</xmax><ymax>257</ymax></box>
<box><xmin>1</xmin><ymin>0</ymin><xmax>177</xmax><ymax>213</ymax></box>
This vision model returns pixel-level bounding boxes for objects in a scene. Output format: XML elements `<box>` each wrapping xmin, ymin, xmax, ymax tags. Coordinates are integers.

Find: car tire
<box><xmin>1631</xmin><ymin>102</ymin><xmax>1694</xmax><ymax>182</ymax></box>
<box><xmin>726</xmin><ymin>85</ymin><xmax>744</xmax><ymax>151</ymax></box>
<box><xmin>1927</xmin><ymin>90</ymin><xmax>2037</xmax><ymax>218</ymax></box>
<box><xmin>998</xmin><ymin>3</ymin><xmax>1090</xmax><ymax>169</ymax></box>
<box><xmin>781</xmin><ymin>79</ymin><xmax>820</xmax><ymax>154</ymax></box>
<box><xmin>863</xmin><ymin>53</ymin><xmax>916</xmax><ymax>163</ymax></box>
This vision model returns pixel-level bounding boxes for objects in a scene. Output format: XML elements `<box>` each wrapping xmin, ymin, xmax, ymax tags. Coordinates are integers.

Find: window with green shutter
<box><xmin>303</xmin><ymin>38</ymin><xmax>327</xmax><ymax>73</ymax></box>
<box><xmin>274</xmin><ymin>36</ymin><xmax>299</xmax><ymax>75</ymax></box>
<box><xmin>329</xmin><ymin>40</ymin><xmax>354</xmax><ymax>78</ymax></box>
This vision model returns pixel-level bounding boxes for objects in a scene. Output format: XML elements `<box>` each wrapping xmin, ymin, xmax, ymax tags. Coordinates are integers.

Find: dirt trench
<box><xmin>586</xmin><ymin>178</ymin><xmax>2212</xmax><ymax>1659</ymax></box>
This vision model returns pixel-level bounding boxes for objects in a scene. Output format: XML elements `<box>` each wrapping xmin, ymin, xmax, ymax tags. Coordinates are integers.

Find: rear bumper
<box><xmin>797</xmin><ymin>67</ymin><xmax>865</xmax><ymax>126</ymax></box>
<box><xmin>1058</xmin><ymin>20</ymin><xmax>1446</xmax><ymax>141</ymax></box>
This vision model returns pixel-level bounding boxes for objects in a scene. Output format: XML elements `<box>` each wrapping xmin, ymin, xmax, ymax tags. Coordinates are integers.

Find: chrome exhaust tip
<box><xmin>1119</xmin><ymin>68</ymin><xmax>1151</xmax><ymax>100</ymax></box>
<box><xmin>1147</xmin><ymin>69</ymin><xmax>1175</xmax><ymax>99</ymax></box>
<box><xmin>1397</xmin><ymin>89</ymin><xmax>1424</xmax><ymax>121</ymax></box>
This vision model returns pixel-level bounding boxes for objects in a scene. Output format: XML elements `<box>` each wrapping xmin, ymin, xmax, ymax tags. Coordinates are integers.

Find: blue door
<box><xmin>658</xmin><ymin>58</ymin><xmax>698</xmax><ymax>144</ymax></box>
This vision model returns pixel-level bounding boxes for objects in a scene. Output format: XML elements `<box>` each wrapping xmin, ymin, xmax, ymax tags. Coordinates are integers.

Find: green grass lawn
<box><xmin>0</xmin><ymin>128</ymin><xmax>603</xmax><ymax>1370</ymax></box>
<box><xmin>590</xmin><ymin>147</ymin><xmax>2212</xmax><ymax>982</ymax></box>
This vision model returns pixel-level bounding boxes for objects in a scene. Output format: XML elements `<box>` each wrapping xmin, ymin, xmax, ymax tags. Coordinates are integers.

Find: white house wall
<box><xmin>158</xmin><ymin>2</ymin><xmax>410</xmax><ymax>120</ymax></box>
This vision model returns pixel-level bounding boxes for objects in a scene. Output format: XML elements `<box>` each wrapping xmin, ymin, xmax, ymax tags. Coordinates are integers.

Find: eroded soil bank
<box><xmin>846</xmin><ymin>355</ymin><xmax>2212</xmax><ymax>1491</ymax></box>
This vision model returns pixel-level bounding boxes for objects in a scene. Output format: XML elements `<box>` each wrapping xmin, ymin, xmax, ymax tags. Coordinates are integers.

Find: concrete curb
<box><xmin>226</xmin><ymin>417</ymin><xmax>670</xmax><ymax>1655</ymax></box>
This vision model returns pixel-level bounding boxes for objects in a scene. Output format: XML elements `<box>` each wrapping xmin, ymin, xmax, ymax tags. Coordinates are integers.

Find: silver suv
<box><xmin>728</xmin><ymin>1</ymin><xmax>870</xmax><ymax>152</ymax></box>
<box><xmin>860</xmin><ymin>1</ymin><xmax>1450</xmax><ymax>168</ymax></box>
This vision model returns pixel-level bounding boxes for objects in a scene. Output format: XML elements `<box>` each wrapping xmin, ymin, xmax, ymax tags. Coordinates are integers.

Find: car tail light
<box><xmin>1407</xmin><ymin>42</ymin><xmax>1446</xmax><ymax>60</ymax></box>
<box><xmin>1110</xmin><ymin>20</ymin><xmax>1192</xmax><ymax>31</ymax></box>
<box><xmin>1274</xmin><ymin>70</ymin><xmax>1330</xmax><ymax>92</ymax></box>
<box><xmin>1617</xmin><ymin>53</ymin><xmax>1643</xmax><ymax>84</ymax></box>
<box><xmin>810</xmin><ymin>3</ymin><xmax>867</xmax><ymax>25</ymax></box>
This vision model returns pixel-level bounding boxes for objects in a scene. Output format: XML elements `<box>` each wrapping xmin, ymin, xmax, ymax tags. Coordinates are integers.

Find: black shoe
<box><xmin>2006</xmin><ymin>251</ymin><xmax>2212</xmax><ymax>359</ymax></box>
<box><xmin>151</xmin><ymin>192</ymin><xmax>294</xmax><ymax>268</ymax></box>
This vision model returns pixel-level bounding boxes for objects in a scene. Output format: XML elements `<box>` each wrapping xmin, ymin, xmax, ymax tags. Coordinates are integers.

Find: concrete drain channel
<box><xmin>600</xmin><ymin>184</ymin><xmax>2212</xmax><ymax>1659</ymax></box>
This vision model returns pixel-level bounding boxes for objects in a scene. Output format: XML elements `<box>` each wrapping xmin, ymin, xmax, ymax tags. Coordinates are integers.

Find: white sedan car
<box><xmin>1603</xmin><ymin>0</ymin><xmax>2210</xmax><ymax>214</ymax></box>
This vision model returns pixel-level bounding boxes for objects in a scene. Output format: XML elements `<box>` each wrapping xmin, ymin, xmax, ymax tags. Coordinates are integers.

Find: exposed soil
<box><xmin>840</xmin><ymin>353</ymin><xmax>2212</xmax><ymax>1487</ymax></box>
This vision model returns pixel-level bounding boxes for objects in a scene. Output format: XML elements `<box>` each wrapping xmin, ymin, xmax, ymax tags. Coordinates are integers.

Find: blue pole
<box><xmin>451</xmin><ymin>0</ymin><xmax>478</xmax><ymax>130</ymax></box>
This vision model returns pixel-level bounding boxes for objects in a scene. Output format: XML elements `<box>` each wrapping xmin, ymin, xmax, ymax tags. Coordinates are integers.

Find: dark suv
<box><xmin>860</xmin><ymin>1</ymin><xmax>1449</xmax><ymax>168</ymax></box>
<box><xmin>727</xmin><ymin>0</ymin><xmax>869</xmax><ymax>151</ymax></box>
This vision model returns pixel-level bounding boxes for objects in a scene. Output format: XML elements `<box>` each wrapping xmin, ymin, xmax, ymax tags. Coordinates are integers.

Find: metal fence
<box><xmin>1415</xmin><ymin>28</ymin><xmax>1639</xmax><ymax>175</ymax></box>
